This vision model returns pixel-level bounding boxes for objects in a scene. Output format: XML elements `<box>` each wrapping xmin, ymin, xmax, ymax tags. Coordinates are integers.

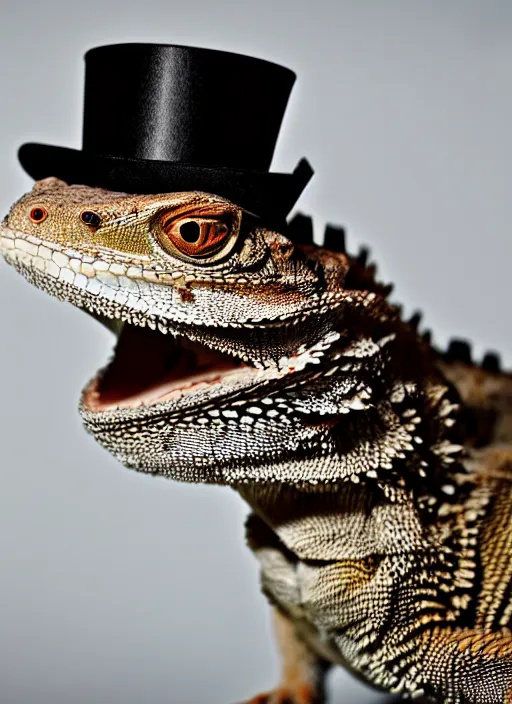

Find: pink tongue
<box><xmin>96</xmin><ymin>323</ymin><xmax>238</xmax><ymax>409</ymax></box>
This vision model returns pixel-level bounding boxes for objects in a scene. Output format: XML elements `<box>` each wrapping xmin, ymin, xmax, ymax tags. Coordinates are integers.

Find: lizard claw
<box><xmin>237</xmin><ymin>684</ymin><xmax>323</xmax><ymax>704</ymax></box>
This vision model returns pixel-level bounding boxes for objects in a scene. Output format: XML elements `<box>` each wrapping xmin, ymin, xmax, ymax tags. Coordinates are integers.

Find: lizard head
<box><xmin>3</xmin><ymin>177</ymin><xmax>379</xmax><ymax>484</ymax></box>
<box><xmin>2</xmin><ymin>179</ymin><xmax>461</xmax><ymax>491</ymax></box>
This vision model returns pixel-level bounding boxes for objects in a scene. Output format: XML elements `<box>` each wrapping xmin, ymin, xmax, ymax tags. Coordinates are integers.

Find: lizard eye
<box><xmin>29</xmin><ymin>206</ymin><xmax>48</xmax><ymax>223</ymax></box>
<box><xmin>80</xmin><ymin>210</ymin><xmax>101</xmax><ymax>227</ymax></box>
<box><xmin>154</xmin><ymin>207</ymin><xmax>240</xmax><ymax>263</ymax></box>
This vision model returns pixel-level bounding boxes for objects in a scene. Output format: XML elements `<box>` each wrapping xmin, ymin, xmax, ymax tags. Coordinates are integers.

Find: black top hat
<box><xmin>18</xmin><ymin>43</ymin><xmax>313</xmax><ymax>222</ymax></box>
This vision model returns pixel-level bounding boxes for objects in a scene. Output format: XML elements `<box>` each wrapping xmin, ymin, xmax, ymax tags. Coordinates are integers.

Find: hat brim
<box><xmin>18</xmin><ymin>144</ymin><xmax>313</xmax><ymax>222</ymax></box>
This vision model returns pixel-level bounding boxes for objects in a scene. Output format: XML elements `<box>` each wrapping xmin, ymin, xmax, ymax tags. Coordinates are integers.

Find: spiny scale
<box><xmin>408</xmin><ymin>311</ymin><xmax>423</xmax><ymax>330</ymax></box>
<box><xmin>323</xmin><ymin>223</ymin><xmax>346</xmax><ymax>253</ymax></box>
<box><xmin>482</xmin><ymin>351</ymin><xmax>501</xmax><ymax>373</ymax></box>
<box><xmin>445</xmin><ymin>339</ymin><xmax>472</xmax><ymax>364</ymax></box>
<box><xmin>422</xmin><ymin>329</ymin><xmax>432</xmax><ymax>345</ymax></box>
<box><xmin>356</xmin><ymin>246</ymin><xmax>369</xmax><ymax>267</ymax></box>
<box><xmin>286</xmin><ymin>212</ymin><xmax>314</xmax><ymax>245</ymax></box>
<box><xmin>442</xmin><ymin>339</ymin><xmax>505</xmax><ymax>376</ymax></box>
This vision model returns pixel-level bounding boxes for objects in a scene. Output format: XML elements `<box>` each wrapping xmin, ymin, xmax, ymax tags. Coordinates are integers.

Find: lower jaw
<box><xmin>81</xmin><ymin>362</ymin><xmax>258</xmax><ymax>413</ymax></box>
<box><xmin>80</xmin><ymin>321</ymin><xmax>259</xmax><ymax>414</ymax></box>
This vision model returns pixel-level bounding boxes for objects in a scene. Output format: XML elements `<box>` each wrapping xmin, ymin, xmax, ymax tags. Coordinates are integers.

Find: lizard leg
<box><xmin>417</xmin><ymin>627</ymin><xmax>512</xmax><ymax>703</ymax></box>
<box><xmin>240</xmin><ymin>607</ymin><xmax>330</xmax><ymax>704</ymax></box>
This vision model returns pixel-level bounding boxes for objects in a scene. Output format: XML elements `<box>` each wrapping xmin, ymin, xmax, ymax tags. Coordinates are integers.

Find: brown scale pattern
<box><xmin>3</xmin><ymin>181</ymin><xmax>512</xmax><ymax>704</ymax></box>
<box><xmin>475</xmin><ymin>454</ymin><xmax>512</xmax><ymax>632</ymax></box>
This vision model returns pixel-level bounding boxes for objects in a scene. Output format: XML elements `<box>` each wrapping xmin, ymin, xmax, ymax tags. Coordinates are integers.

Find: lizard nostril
<box><xmin>80</xmin><ymin>210</ymin><xmax>101</xmax><ymax>227</ymax></box>
<box><xmin>29</xmin><ymin>206</ymin><xmax>48</xmax><ymax>223</ymax></box>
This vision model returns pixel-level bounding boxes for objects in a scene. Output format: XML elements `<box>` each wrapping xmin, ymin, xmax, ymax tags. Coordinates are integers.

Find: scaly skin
<box><xmin>2</xmin><ymin>177</ymin><xmax>512</xmax><ymax>703</ymax></box>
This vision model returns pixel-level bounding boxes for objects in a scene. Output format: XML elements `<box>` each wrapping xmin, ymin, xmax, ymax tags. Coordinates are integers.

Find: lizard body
<box><xmin>2</xmin><ymin>178</ymin><xmax>512</xmax><ymax>703</ymax></box>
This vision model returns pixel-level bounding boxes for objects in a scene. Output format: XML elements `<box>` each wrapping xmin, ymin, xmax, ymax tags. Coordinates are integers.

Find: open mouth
<box><xmin>0</xmin><ymin>222</ymin><xmax>338</xmax><ymax>420</ymax></box>
<box><xmin>83</xmin><ymin>322</ymin><xmax>254</xmax><ymax>412</ymax></box>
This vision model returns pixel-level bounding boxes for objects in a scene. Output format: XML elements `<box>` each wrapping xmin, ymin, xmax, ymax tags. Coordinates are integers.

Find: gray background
<box><xmin>0</xmin><ymin>1</ymin><xmax>511</xmax><ymax>703</ymax></box>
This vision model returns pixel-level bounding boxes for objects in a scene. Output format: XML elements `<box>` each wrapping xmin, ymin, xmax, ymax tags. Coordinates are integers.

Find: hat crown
<box><xmin>82</xmin><ymin>43</ymin><xmax>296</xmax><ymax>171</ymax></box>
<box><xmin>19</xmin><ymin>43</ymin><xmax>313</xmax><ymax>223</ymax></box>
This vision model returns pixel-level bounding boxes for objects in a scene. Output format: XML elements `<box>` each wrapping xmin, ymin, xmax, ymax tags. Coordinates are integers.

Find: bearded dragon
<box><xmin>2</xmin><ymin>176</ymin><xmax>512</xmax><ymax>704</ymax></box>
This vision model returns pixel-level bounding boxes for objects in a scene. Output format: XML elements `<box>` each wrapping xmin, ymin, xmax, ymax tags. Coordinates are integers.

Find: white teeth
<box><xmin>53</xmin><ymin>251</ymin><xmax>69</xmax><ymax>268</ymax></box>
